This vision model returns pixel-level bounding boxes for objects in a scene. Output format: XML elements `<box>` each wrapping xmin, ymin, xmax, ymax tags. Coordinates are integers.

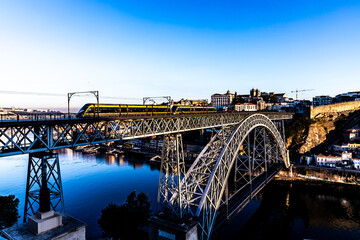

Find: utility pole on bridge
<box><xmin>67</xmin><ymin>91</ymin><xmax>99</xmax><ymax>117</ymax></box>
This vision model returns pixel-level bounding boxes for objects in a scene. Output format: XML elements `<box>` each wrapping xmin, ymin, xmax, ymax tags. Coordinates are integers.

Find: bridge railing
<box><xmin>0</xmin><ymin>113</ymin><xmax>78</xmax><ymax>122</ymax></box>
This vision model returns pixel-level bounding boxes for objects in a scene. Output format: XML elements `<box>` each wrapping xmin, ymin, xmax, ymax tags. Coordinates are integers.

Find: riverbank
<box><xmin>276</xmin><ymin>165</ymin><xmax>360</xmax><ymax>186</ymax></box>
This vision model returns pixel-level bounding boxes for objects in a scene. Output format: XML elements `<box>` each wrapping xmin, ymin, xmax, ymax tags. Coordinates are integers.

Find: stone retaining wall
<box><xmin>310</xmin><ymin>101</ymin><xmax>360</xmax><ymax>118</ymax></box>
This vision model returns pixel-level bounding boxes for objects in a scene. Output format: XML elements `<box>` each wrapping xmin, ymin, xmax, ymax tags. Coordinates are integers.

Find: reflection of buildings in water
<box><xmin>340</xmin><ymin>198</ymin><xmax>356</xmax><ymax>219</ymax></box>
<box><xmin>316</xmin><ymin>194</ymin><xmax>338</xmax><ymax>201</ymax></box>
<box><xmin>285</xmin><ymin>191</ymin><xmax>290</xmax><ymax>209</ymax></box>
<box><xmin>105</xmin><ymin>155</ymin><xmax>115</xmax><ymax>165</ymax></box>
<box><xmin>149</xmin><ymin>163</ymin><xmax>160</xmax><ymax>171</ymax></box>
<box><xmin>62</xmin><ymin>148</ymin><xmax>73</xmax><ymax>157</ymax></box>
<box><xmin>305</xmin><ymin>193</ymin><xmax>360</xmax><ymax>230</ymax></box>
<box><xmin>117</xmin><ymin>156</ymin><xmax>126</xmax><ymax>166</ymax></box>
<box><xmin>133</xmin><ymin>162</ymin><xmax>143</xmax><ymax>169</ymax></box>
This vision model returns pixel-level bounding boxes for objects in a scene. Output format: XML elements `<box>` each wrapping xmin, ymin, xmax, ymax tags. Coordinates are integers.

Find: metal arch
<box><xmin>181</xmin><ymin>114</ymin><xmax>289</xmax><ymax>239</ymax></box>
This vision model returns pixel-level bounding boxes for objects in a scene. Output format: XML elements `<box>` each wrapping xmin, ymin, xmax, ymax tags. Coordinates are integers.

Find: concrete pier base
<box><xmin>1</xmin><ymin>213</ymin><xmax>86</xmax><ymax>240</ymax></box>
<box><xmin>28</xmin><ymin>210</ymin><xmax>62</xmax><ymax>235</ymax></box>
<box><xmin>149</xmin><ymin>212</ymin><xmax>198</xmax><ymax>240</ymax></box>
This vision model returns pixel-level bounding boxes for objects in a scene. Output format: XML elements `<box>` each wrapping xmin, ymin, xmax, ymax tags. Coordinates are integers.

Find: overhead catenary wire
<box><xmin>0</xmin><ymin>90</ymin><xmax>142</xmax><ymax>101</ymax></box>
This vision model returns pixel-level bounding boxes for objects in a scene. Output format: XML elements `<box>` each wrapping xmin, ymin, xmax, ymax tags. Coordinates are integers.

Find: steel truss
<box><xmin>23</xmin><ymin>152</ymin><xmax>65</xmax><ymax>221</ymax></box>
<box><xmin>157</xmin><ymin>134</ymin><xmax>189</xmax><ymax>218</ymax></box>
<box><xmin>0</xmin><ymin>113</ymin><xmax>292</xmax><ymax>157</ymax></box>
<box><xmin>167</xmin><ymin>114</ymin><xmax>289</xmax><ymax>239</ymax></box>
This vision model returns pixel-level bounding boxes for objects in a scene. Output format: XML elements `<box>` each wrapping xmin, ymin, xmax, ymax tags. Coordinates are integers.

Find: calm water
<box><xmin>213</xmin><ymin>181</ymin><xmax>360</xmax><ymax>240</ymax></box>
<box><xmin>1</xmin><ymin>150</ymin><xmax>360</xmax><ymax>239</ymax></box>
<box><xmin>0</xmin><ymin>149</ymin><xmax>160</xmax><ymax>239</ymax></box>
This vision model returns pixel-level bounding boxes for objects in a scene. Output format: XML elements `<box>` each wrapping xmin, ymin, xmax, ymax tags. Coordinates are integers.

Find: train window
<box><xmin>86</xmin><ymin>107</ymin><xmax>93</xmax><ymax>113</ymax></box>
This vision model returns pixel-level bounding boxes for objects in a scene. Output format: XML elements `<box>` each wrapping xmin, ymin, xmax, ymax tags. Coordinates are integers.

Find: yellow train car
<box><xmin>76</xmin><ymin>104</ymin><xmax>170</xmax><ymax>117</ymax></box>
<box><xmin>76</xmin><ymin>103</ymin><xmax>216</xmax><ymax>117</ymax></box>
<box><xmin>171</xmin><ymin>106</ymin><xmax>217</xmax><ymax>114</ymax></box>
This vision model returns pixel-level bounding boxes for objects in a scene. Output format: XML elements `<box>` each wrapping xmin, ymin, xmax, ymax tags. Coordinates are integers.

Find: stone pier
<box><xmin>1</xmin><ymin>213</ymin><xmax>86</xmax><ymax>240</ymax></box>
<box><xmin>149</xmin><ymin>212</ymin><xmax>198</xmax><ymax>240</ymax></box>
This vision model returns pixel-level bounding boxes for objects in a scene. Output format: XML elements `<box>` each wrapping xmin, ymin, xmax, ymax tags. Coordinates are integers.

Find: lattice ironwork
<box><xmin>0</xmin><ymin>112</ymin><xmax>292</xmax><ymax>157</ymax></box>
<box><xmin>157</xmin><ymin>134</ymin><xmax>189</xmax><ymax>218</ymax></box>
<box><xmin>23</xmin><ymin>152</ymin><xmax>64</xmax><ymax>222</ymax></box>
<box><xmin>168</xmin><ymin>114</ymin><xmax>290</xmax><ymax>239</ymax></box>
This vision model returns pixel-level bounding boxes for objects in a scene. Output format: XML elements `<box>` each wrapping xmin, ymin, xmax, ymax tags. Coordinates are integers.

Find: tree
<box><xmin>98</xmin><ymin>191</ymin><xmax>151</xmax><ymax>240</ymax></box>
<box><xmin>0</xmin><ymin>195</ymin><xmax>20</xmax><ymax>230</ymax></box>
<box><xmin>270</xmin><ymin>95</ymin><xmax>279</xmax><ymax>103</ymax></box>
<box><xmin>232</xmin><ymin>96</ymin><xmax>246</xmax><ymax>105</ymax></box>
<box><xmin>262</xmin><ymin>94</ymin><xmax>270</xmax><ymax>102</ymax></box>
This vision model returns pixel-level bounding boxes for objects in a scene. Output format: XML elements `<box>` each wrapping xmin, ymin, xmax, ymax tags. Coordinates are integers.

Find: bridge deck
<box><xmin>0</xmin><ymin>112</ymin><xmax>293</xmax><ymax>157</ymax></box>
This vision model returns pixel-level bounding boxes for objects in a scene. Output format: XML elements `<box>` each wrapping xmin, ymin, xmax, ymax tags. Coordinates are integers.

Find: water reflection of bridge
<box><xmin>0</xmin><ymin>112</ymin><xmax>292</xmax><ymax>239</ymax></box>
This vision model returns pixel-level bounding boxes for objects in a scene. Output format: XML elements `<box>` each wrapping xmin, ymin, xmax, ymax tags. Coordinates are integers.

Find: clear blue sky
<box><xmin>1</xmin><ymin>0</ymin><xmax>360</xmax><ymax>109</ymax></box>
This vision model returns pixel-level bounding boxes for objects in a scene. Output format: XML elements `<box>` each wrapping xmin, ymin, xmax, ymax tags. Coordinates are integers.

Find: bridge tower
<box><xmin>2</xmin><ymin>152</ymin><xmax>87</xmax><ymax>239</ymax></box>
<box><xmin>150</xmin><ymin>133</ymin><xmax>198</xmax><ymax>240</ymax></box>
<box><xmin>24</xmin><ymin>151</ymin><xmax>65</xmax><ymax>222</ymax></box>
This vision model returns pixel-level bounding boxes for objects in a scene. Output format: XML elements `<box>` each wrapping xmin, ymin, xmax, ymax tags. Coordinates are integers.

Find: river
<box><xmin>1</xmin><ymin>149</ymin><xmax>360</xmax><ymax>239</ymax></box>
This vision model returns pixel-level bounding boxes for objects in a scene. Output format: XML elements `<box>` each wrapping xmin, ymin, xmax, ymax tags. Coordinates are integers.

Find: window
<box><xmin>86</xmin><ymin>107</ymin><xmax>94</xmax><ymax>113</ymax></box>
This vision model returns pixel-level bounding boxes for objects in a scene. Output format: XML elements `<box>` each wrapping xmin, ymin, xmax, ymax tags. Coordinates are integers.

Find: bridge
<box><xmin>0</xmin><ymin>111</ymin><xmax>292</xmax><ymax>239</ymax></box>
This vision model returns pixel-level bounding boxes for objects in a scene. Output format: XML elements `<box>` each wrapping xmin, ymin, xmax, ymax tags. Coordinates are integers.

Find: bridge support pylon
<box><xmin>151</xmin><ymin>134</ymin><xmax>197</xmax><ymax>240</ymax></box>
<box><xmin>157</xmin><ymin>133</ymin><xmax>188</xmax><ymax>218</ymax></box>
<box><xmin>24</xmin><ymin>151</ymin><xmax>65</xmax><ymax>222</ymax></box>
<box><xmin>2</xmin><ymin>151</ymin><xmax>86</xmax><ymax>240</ymax></box>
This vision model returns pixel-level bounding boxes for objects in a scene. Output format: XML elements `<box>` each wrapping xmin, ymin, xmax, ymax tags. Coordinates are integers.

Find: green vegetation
<box><xmin>0</xmin><ymin>195</ymin><xmax>20</xmax><ymax>230</ymax></box>
<box><xmin>286</xmin><ymin>116</ymin><xmax>315</xmax><ymax>145</ymax></box>
<box><xmin>232</xmin><ymin>96</ymin><xmax>246</xmax><ymax>105</ymax></box>
<box><xmin>262</xmin><ymin>94</ymin><xmax>278</xmax><ymax>103</ymax></box>
<box><xmin>98</xmin><ymin>191</ymin><xmax>151</xmax><ymax>240</ymax></box>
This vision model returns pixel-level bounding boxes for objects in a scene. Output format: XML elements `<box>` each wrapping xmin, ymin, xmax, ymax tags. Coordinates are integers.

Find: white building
<box><xmin>313</xmin><ymin>95</ymin><xmax>333</xmax><ymax>107</ymax></box>
<box><xmin>300</xmin><ymin>155</ymin><xmax>314</xmax><ymax>165</ymax></box>
<box><xmin>346</xmin><ymin>129</ymin><xmax>360</xmax><ymax>141</ymax></box>
<box><xmin>211</xmin><ymin>90</ymin><xmax>235</xmax><ymax>109</ymax></box>
<box><xmin>316</xmin><ymin>152</ymin><xmax>352</xmax><ymax>167</ymax></box>
<box><xmin>333</xmin><ymin>143</ymin><xmax>360</xmax><ymax>153</ymax></box>
<box><xmin>234</xmin><ymin>103</ymin><xmax>257</xmax><ymax>112</ymax></box>
<box><xmin>353</xmin><ymin>159</ymin><xmax>360</xmax><ymax>169</ymax></box>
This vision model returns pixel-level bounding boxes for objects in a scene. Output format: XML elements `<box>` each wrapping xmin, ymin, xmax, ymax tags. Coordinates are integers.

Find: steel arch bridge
<box><xmin>0</xmin><ymin>111</ymin><xmax>292</xmax><ymax>233</ymax></box>
<box><xmin>158</xmin><ymin>114</ymin><xmax>290</xmax><ymax>239</ymax></box>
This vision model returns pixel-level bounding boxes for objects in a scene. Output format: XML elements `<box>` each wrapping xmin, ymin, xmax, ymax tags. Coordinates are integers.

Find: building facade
<box><xmin>335</xmin><ymin>91</ymin><xmax>360</xmax><ymax>103</ymax></box>
<box><xmin>346</xmin><ymin>129</ymin><xmax>360</xmax><ymax>141</ymax></box>
<box><xmin>316</xmin><ymin>152</ymin><xmax>352</xmax><ymax>167</ymax></box>
<box><xmin>234</xmin><ymin>103</ymin><xmax>257</xmax><ymax>112</ymax></box>
<box><xmin>313</xmin><ymin>95</ymin><xmax>333</xmax><ymax>107</ymax></box>
<box><xmin>211</xmin><ymin>90</ymin><xmax>235</xmax><ymax>109</ymax></box>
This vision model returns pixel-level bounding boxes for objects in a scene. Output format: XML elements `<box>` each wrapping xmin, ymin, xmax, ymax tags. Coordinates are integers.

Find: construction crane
<box><xmin>291</xmin><ymin>89</ymin><xmax>314</xmax><ymax>100</ymax></box>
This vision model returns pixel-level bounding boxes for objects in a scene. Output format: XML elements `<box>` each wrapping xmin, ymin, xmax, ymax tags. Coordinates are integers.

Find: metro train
<box><xmin>76</xmin><ymin>103</ymin><xmax>217</xmax><ymax>117</ymax></box>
